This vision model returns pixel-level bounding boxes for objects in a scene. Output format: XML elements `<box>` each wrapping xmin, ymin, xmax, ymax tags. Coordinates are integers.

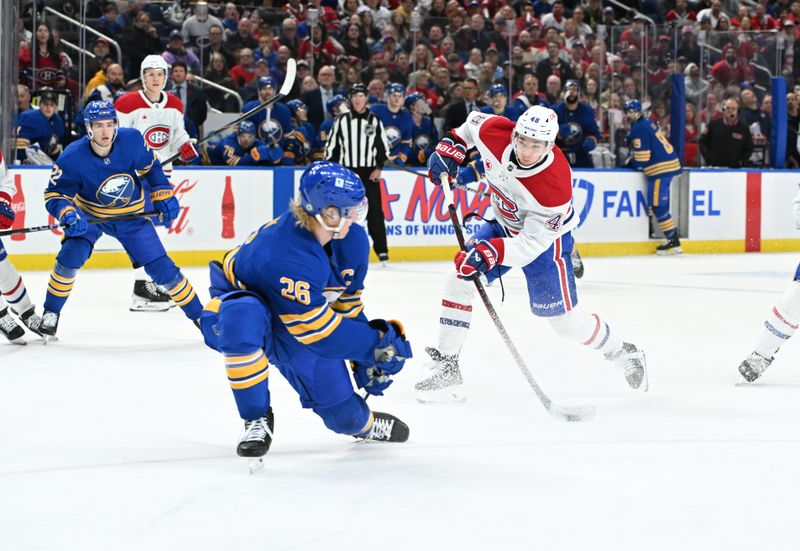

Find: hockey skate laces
<box><xmin>243</xmin><ymin>417</ymin><xmax>273</xmax><ymax>441</ymax></box>
<box><xmin>368</xmin><ymin>416</ymin><xmax>394</xmax><ymax>440</ymax></box>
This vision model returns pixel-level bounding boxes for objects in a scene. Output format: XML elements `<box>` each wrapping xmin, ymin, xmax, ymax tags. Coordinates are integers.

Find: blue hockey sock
<box><xmin>43</xmin><ymin>263</ymin><xmax>78</xmax><ymax>314</ymax></box>
<box><xmin>224</xmin><ymin>349</ymin><xmax>271</xmax><ymax>420</ymax></box>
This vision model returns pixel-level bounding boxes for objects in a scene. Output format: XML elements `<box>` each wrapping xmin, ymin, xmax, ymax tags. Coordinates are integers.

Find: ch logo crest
<box><xmin>488</xmin><ymin>184</ymin><xmax>520</xmax><ymax>223</ymax></box>
<box><xmin>144</xmin><ymin>125</ymin><xmax>171</xmax><ymax>149</ymax></box>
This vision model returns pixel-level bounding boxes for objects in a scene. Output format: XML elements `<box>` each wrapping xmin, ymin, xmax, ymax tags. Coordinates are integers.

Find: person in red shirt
<box><xmin>229</xmin><ymin>48</ymin><xmax>257</xmax><ymax>87</ymax></box>
<box><xmin>710</xmin><ymin>44</ymin><xmax>748</xmax><ymax>86</ymax></box>
<box><xmin>19</xmin><ymin>22</ymin><xmax>69</xmax><ymax>89</ymax></box>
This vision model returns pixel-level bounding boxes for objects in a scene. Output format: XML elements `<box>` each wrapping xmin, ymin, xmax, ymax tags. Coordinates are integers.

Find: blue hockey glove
<box><xmin>60</xmin><ymin>208</ymin><xmax>87</xmax><ymax>237</ymax></box>
<box><xmin>582</xmin><ymin>138</ymin><xmax>596</xmax><ymax>152</ymax></box>
<box><xmin>0</xmin><ymin>192</ymin><xmax>14</xmax><ymax>230</ymax></box>
<box><xmin>153</xmin><ymin>194</ymin><xmax>180</xmax><ymax>225</ymax></box>
<box><xmin>368</xmin><ymin>318</ymin><xmax>413</xmax><ymax>374</ymax></box>
<box><xmin>351</xmin><ymin>362</ymin><xmax>394</xmax><ymax>396</ymax></box>
<box><xmin>428</xmin><ymin>137</ymin><xmax>466</xmax><ymax>186</ymax></box>
<box><xmin>454</xmin><ymin>238</ymin><xmax>503</xmax><ymax>279</ymax></box>
<box><xmin>253</xmin><ymin>144</ymin><xmax>284</xmax><ymax>164</ymax></box>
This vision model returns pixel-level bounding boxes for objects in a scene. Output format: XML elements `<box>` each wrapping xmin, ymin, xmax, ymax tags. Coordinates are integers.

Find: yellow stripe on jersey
<box><xmin>204</xmin><ymin>297</ymin><xmax>222</xmax><ymax>314</ymax></box>
<box><xmin>280</xmin><ymin>304</ymin><xmax>328</xmax><ymax>325</ymax></box>
<box><xmin>280</xmin><ymin>305</ymin><xmax>344</xmax><ymax>344</ymax></box>
<box><xmin>74</xmin><ymin>197</ymin><xmax>144</xmax><ymax>218</ymax></box>
<box><xmin>643</xmin><ymin>159</ymin><xmax>681</xmax><ymax>176</ymax></box>
<box><xmin>222</xmin><ymin>248</ymin><xmax>246</xmax><ymax>290</ymax></box>
<box><xmin>294</xmin><ymin>315</ymin><xmax>342</xmax><ymax>344</ymax></box>
<box><xmin>331</xmin><ymin>300</ymin><xmax>364</xmax><ymax>318</ymax></box>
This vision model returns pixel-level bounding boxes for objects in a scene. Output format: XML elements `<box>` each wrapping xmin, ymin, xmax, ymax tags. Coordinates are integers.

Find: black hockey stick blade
<box><xmin>0</xmin><ymin>210</ymin><xmax>161</xmax><ymax>237</ymax></box>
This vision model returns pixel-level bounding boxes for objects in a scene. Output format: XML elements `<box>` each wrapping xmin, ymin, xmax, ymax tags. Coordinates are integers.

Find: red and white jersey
<box><xmin>114</xmin><ymin>90</ymin><xmax>190</xmax><ymax>172</ymax></box>
<box><xmin>0</xmin><ymin>150</ymin><xmax>14</xmax><ymax>198</ymax></box>
<box><xmin>452</xmin><ymin>112</ymin><xmax>577</xmax><ymax>268</ymax></box>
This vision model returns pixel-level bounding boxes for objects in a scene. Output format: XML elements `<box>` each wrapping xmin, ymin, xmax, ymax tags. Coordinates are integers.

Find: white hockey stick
<box><xmin>440</xmin><ymin>174</ymin><xmax>595</xmax><ymax>422</ymax></box>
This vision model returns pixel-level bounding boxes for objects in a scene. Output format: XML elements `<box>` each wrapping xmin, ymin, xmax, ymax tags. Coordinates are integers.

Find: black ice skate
<box><xmin>0</xmin><ymin>307</ymin><xmax>26</xmax><ymax>344</ymax></box>
<box><xmin>605</xmin><ymin>342</ymin><xmax>648</xmax><ymax>391</ymax></box>
<box><xmin>39</xmin><ymin>311</ymin><xmax>60</xmax><ymax>342</ymax></box>
<box><xmin>18</xmin><ymin>306</ymin><xmax>43</xmax><ymax>336</ymax></box>
<box><xmin>656</xmin><ymin>235</ymin><xmax>682</xmax><ymax>256</ymax></box>
<box><xmin>738</xmin><ymin>352</ymin><xmax>773</xmax><ymax>383</ymax></box>
<box><xmin>378</xmin><ymin>252</ymin><xmax>389</xmax><ymax>267</ymax></box>
<box><xmin>130</xmin><ymin>280</ymin><xmax>173</xmax><ymax>312</ymax></box>
<box><xmin>571</xmin><ymin>247</ymin><xmax>584</xmax><ymax>278</ymax></box>
<box><xmin>415</xmin><ymin>347</ymin><xmax>465</xmax><ymax>403</ymax></box>
<box><xmin>237</xmin><ymin>408</ymin><xmax>274</xmax><ymax>473</ymax></box>
<box><xmin>356</xmin><ymin>412</ymin><xmax>410</xmax><ymax>443</ymax></box>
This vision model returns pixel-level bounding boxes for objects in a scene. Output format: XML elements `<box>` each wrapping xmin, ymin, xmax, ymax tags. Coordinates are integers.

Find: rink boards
<box><xmin>4</xmin><ymin>166</ymin><xmax>800</xmax><ymax>269</ymax></box>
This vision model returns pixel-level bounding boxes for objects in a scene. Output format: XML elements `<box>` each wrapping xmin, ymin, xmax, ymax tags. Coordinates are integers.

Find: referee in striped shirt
<box><xmin>325</xmin><ymin>83</ymin><xmax>391</xmax><ymax>263</ymax></box>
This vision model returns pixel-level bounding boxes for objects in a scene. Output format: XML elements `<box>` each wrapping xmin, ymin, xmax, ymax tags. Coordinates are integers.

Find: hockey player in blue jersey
<box><xmin>15</xmin><ymin>89</ymin><xmax>65</xmax><ymax>163</ymax></box>
<box><xmin>208</xmin><ymin>121</ymin><xmax>281</xmax><ymax>166</ymax></box>
<box><xmin>287</xmin><ymin>99</ymin><xmax>316</xmax><ymax>165</ymax></box>
<box><xmin>624</xmin><ymin>99</ymin><xmax>683</xmax><ymax>255</ymax></box>
<box><xmin>38</xmin><ymin>100</ymin><xmax>204</xmax><ymax>337</ymax></box>
<box><xmin>370</xmin><ymin>82</ymin><xmax>413</xmax><ymax>166</ymax></box>
<box><xmin>243</xmin><ymin>76</ymin><xmax>293</xmax><ymax>151</ymax></box>
<box><xmin>553</xmin><ymin>80</ymin><xmax>600</xmax><ymax>168</ymax></box>
<box><xmin>314</xmin><ymin>94</ymin><xmax>349</xmax><ymax>161</ymax></box>
<box><xmin>481</xmin><ymin>84</ymin><xmax>522</xmax><ymax>121</ymax></box>
<box><xmin>406</xmin><ymin>92</ymin><xmax>438</xmax><ymax>167</ymax></box>
<box><xmin>199</xmin><ymin>161</ymin><xmax>413</xmax><ymax>463</ymax></box>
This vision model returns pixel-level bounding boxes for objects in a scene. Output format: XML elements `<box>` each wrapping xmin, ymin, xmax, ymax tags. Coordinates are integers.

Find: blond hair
<box><xmin>290</xmin><ymin>200</ymin><xmax>319</xmax><ymax>231</ymax></box>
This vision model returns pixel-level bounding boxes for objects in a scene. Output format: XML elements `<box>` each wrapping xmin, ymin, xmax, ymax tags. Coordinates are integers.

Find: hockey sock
<box><xmin>437</xmin><ymin>271</ymin><xmax>476</xmax><ymax>355</ymax></box>
<box><xmin>549</xmin><ymin>308</ymin><xmax>623</xmax><ymax>355</ymax></box>
<box><xmin>224</xmin><ymin>349</ymin><xmax>271</xmax><ymax>420</ymax></box>
<box><xmin>653</xmin><ymin>205</ymin><xmax>677</xmax><ymax>239</ymax></box>
<box><xmin>43</xmin><ymin>263</ymin><xmax>77</xmax><ymax>314</ymax></box>
<box><xmin>132</xmin><ymin>265</ymin><xmax>150</xmax><ymax>282</ymax></box>
<box><xmin>0</xmin><ymin>258</ymin><xmax>34</xmax><ymax>314</ymax></box>
<box><xmin>754</xmin><ymin>281</ymin><xmax>800</xmax><ymax>358</ymax></box>
<box><xmin>164</xmin><ymin>274</ymin><xmax>203</xmax><ymax>320</ymax></box>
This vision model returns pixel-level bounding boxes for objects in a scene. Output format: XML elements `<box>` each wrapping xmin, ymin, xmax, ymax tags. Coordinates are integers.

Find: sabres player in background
<box><xmin>624</xmin><ymin>99</ymin><xmax>683</xmax><ymax>255</ymax></box>
<box><xmin>314</xmin><ymin>94</ymin><xmax>349</xmax><ymax>160</ymax></box>
<box><xmin>243</xmin><ymin>76</ymin><xmax>293</xmax><ymax>152</ymax></box>
<box><xmin>417</xmin><ymin>105</ymin><xmax>647</xmax><ymax>402</ymax></box>
<box><xmin>208</xmin><ymin>121</ymin><xmax>279</xmax><ymax>166</ymax></box>
<box><xmin>553</xmin><ymin>80</ymin><xmax>600</xmax><ymax>169</ymax></box>
<box><xmin>15</xmin><ymin>89</ymin><xmax>65</xmax><ymax>164</ymax></box>
<box><xmin>371</xmin><ymin>82</ymin><xmax>413</xmax><ymax>166</ymax></box>
<box><xmin>406</xmin><ymin>92</ymin><xmax>437</xmax><ymax>167</ymax></box>
<box><xmin>38</xmin><ymin>100</ymin><xmax>203</xmax><ymax>338</ymax></box>
<box><xmin>287</xmin><ymin>99</ymin><xmax>316</xmax><ymax>165</ymax></box>
<box><xmin>200</xmin><ymin>161</ymin><xmax>413</xmax><ymax>464</ymax></box>
<box><xmin>480</xmin><ymin>84</ymin><xmax>522</xmax><ymax>122</ymax></box>
<box><xmin>737</xmin><ymin>190</ymin><xmax>800</xmax><ymax>382</ymax></box>
<box><xmin>115</xmin><ymin>55</ymin><xmax>200</xmax><ymax>311</ymax></box>
<box><xmin>0</xmin><ymin>149</ymin><xmax>43</xmax><ymax>342</ymax></box>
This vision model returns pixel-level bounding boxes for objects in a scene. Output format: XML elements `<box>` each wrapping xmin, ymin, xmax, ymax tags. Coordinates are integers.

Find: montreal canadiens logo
<box><xmin>96</xmin><ymin>174</ymin><xmax>134</xmax><ymax>206</ymax></box>
<box><xmin>385</xmin><ymin>125</ymin><xmax>401</xmax><ymax>148</ymax></box>
<box><xmin>259</xmin><ymin>119</ymin><xmax>284</xmax><ymax>143</ymax></box>
<box><xmin>488</xmin><ymin>184</ymin><xmax>521</xmax><ymax>223</ymax></box>
<box><xmin>144</xmin><ymin>125</ymin><xmax>171</xmax><ymax>149</ymax></box>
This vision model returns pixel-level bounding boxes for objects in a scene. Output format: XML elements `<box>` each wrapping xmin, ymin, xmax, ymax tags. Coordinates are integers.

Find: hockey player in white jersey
<box><xmin>0</xmin><ymin>150</ymin><xmax>43</xmax><ymax>343</ymax></box>
<box><xmin>115</xmin><ymin>54</ymin><xmax>199</xmax><ymax>312</ymax></box>
<box><xmin>738</xmin><ymin>189</ymin><xmax>800</xmax><ymax>382</ymax></box>
<box><xmin>417</xmin><ymin>106</ymin><xmax>648</xmax><ymax>402</ymax></box>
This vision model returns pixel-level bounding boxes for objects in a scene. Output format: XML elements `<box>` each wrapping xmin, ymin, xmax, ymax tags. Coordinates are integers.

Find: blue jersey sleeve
<box><xmin>628</xmin><ymin>122</ymin><xmax>651</xmax><ymax>169</ymax></box>
<box><xmin>44</xmin><ymin>155</ymin><xmax>80</xmax><ymax>219</ymax></box>
<box><xmin>126</xmin><ymin>130</ymin><xmax>170</xmax><ymax>196</ymax></box>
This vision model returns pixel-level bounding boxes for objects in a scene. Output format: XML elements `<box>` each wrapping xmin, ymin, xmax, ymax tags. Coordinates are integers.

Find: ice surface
<box><xmin>2</xmin><ymin>253</ymin><xmax>800</xmax><ymax>550</ymax></box>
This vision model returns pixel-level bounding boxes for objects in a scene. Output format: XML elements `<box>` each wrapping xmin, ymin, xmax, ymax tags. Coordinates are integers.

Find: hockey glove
<box><xmin>153</xmin><ymin>195</ymin><xmax>180</xmax><ymax>225</ymax></box>
<box><xmin>454</xmin><ymin>238</ymin><xmax>504</xmax><ymax>279</ymax></box>
<box><xmin>60</xmin><ymin>208</ymin><xmax>87</xmax><ymax>237</ymax></box>
<box><xmin>350</xmin><ymin>362</ymin><xmax>394</xmax><ymax>396</ymax></box>
<box><xmin>179</xmin><ymin>140</ymin><xmax>199</xmax><ymax>162</ymax></box>
<box><xmin>0</xmin><ymin>192</ymin><xmax>14</xmax><ymax>229</ymax></box>
<box><xmin>582</xmin><ymin>137</ymin><xmax>597</xmax><ymax>152</ymax></box>
<box><xmin>368</xmin><ymin>318</ymin><xmax>413</xmax><ymax>374</ymax></box>
<box><xmin>428</xmin><ymin>137</ymin><xmax>466</xmax><ymax>186</ymax></box>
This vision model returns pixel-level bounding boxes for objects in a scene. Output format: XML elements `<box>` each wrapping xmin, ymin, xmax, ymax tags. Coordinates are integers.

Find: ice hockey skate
<box><xmin>18</xmin><ymin>306</ymin><xmax>43</xmax><ymax>337</ymax></box>
<box><xmin>415</xmin><ymin>347</ymin><xmax>466</xmax><ymax>403</ymax></box>
<box><xmin>656</xmin><ymin>235</ymin><xmax>682</xmax><ymax>256</ymax></box>
<box><xmin>0</xmin><ymin>307</ymin><xmax>25</xmax><ymax>344</ymax></box>
<box><xmin>605</xmin><ymin>342</ymin><xmax>648</xmax><ymax>391</ymax></box>
<box><xmin>129</xmin><ymin>280</ymin><xmax>174</xmax><ymax>312</ymax></box>
<box><xmin>39</xmin><ymin>311</ymin><xmax>60</xmax><ymax>343</ymax></box>
<box><xmin>237</xmin><ymin>409</ymin><xmax>274</xmax><ymax>474</ymax></box>
<box><xmin>571</xmin><ymin>248</ymin><xmax>584</xmax><ymax>278</ymax></box>
<box><xmin>738</xmin><ymin>352</ymin><xmax>773</xmax><ymax>383</ymax></box>
<box><xmin>355</xmin><ymin>412</ymin><xmax>410</xmax><ymax>442</ymax></box>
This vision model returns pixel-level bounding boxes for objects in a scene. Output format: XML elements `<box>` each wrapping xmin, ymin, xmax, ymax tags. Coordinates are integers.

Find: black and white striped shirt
<box><xmin>324</xmin><ymin>108</ymin><xmax>389</xmax><ymax>169</ymax></box>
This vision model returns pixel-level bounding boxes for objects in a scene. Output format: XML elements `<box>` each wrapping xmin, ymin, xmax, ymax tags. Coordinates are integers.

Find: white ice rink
<box><xmin>2</xmin><ymin>253</ymin><xmax>800</xmax><ymax>551</ymax></box>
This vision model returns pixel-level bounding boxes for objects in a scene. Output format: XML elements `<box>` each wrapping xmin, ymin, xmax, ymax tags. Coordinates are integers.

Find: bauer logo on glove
<box><xmin>454</xmin><ymin>239</ymin><xmax>504</xmax><ymax>279</ymax></box>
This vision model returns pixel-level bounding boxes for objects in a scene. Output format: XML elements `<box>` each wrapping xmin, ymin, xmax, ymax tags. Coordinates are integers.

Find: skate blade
<box><xmin>247</xmin><ymin>457</ymin><xmax>264</xmax><ymax>474</ymax></box>
<box><xmin>656</xmin><ymin>247</ymin><xmax>682</xmax><ymax>256</ymax></box>
<box><xmin>416</xmin><ymin>387</ymin><xmax>467</xmax><ymax>404</ymax></box>
<box><xmin>129</xmin><ymin>303</ymin><xmax>172</xmax><ymax>312</ymax></box>
<box><xmin>42</xmin><ymin>335</ymin><xmax>59</xmax><ymax>345</ymax></box>
<box><xmin>5</xmin><ymin>337</ymin><xmax>27</xmax><ymax>346</ymax></box>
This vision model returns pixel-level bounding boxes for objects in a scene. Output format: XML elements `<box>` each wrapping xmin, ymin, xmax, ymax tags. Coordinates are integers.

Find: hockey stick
<box><xmin>440</xmin><ymin>175</ymin><xmax>595</xmax><ymax>422</ymax></box>
<box><xmin>163</xmin><ymin>58</ymin><xmax>298</xmax><ymax>166</ymax></box>
<box><xmin>385</xmin><ymin>161</ymin><xmax>491</xmax><ymax>199</ymax></box>
<box><xmin>0</xmin><ymin>210</ymin><xmax>161</xmax><ymax>237</ymax></box>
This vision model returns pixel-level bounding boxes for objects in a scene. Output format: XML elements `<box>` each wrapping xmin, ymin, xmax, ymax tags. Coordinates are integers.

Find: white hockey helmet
<box><xmin>140</xmin><ymin>54</ymin><xmax>169</xmax><ymax>79</ymax></box>
<box><xmin>514</xmin><ymin>105</ymin><xmax>559</xmax><ymax>144</ymax></box>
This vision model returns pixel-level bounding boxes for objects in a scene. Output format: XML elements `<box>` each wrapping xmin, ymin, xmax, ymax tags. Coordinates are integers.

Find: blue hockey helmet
<box><xmin>298</xmin><ymin>161</ymin><xmax>367</xmax><ymax>237</ymax></box>
<box><xmin>287</xmin><ymin>99</ymin><xmax>307</xmax><ymax>116</ymax></box>
<box><xmin>624</xmin><ymin>99</ymin><xmax>642</xmax><ymax>113</ymax></box>
<box><xmin>387</xmin><ymin>82</ymin><xmax>405</xmax><ymax>95</ymax></box>
<box><xmin>404</xmin><ymin>91</ymin><xmax>432</xmax><ymax>114</ymax></box>
<box><xmin>327</xmin><ymin>94</ymin><xmax>348</xmax><ymax>114</ymax></box>
<box><xmin>489</xmin><ymin>83</ymin><xmax>508</xmax><ymax>97</ymax></box>
<box><xmin>564</xmin><ymin>79</ymin><xmax>581</xmax><ymax>91</ymax></box>
<box><xmin>258</xmin><ymin>76</ymin><xmax>276</xmax><ymax>89</ymax></box>
<box><xmin>84</xmin><ymin>99</ymin><xmax>118</xmax><ymax>144</ymax></box>
<box><xmin>237</xmin><ymin>120</ymin><xmax>256</xmax><ymax>135</ymax></box>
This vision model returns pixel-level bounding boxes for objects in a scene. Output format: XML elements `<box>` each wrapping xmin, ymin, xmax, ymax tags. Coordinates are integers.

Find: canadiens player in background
<box><xmin>417</xmin><ymin>106</ymin><xmax>648</xmax><ymax>402</ymax></box>
<box><xmin>738</xmin><ymin>189</ymin><xmax>800</xmax><ymax>382</ymax></box>
<box><xmin>0</xmin><ymin>150</ymin><xmax>43</xmax><ymax>342</ymax></box>
<box><xmin>624</xmin><ymin>99</ymin><xmax>683</xmax><ymax>255</ymax></box>
<box><xmin>115</xmin><ymin>55</ymin><xmax>199</xmax><ymax>311</ymax></box>
<box><xmin>199</xmin><ymin>161</ymin><xmax>412</xmax><ymax>465</ymax></box>
<box><xmin>38</xmin><ymin>100</ymin><xmax>203</xmax><ymax>338</ymax></box>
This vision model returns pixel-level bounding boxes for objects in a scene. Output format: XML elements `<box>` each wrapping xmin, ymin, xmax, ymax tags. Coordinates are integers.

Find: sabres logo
<box><xmin>414</xmin><ymin>135</ymin><xmax>430</xmax><ymax>150</ymax></box>
<box><xmin>561</xmin><ymin>121</ymin><xmax>584</xmax><ymax>146</ymax></box>
<box><xmin>96</xmin><ymin>174</ymin><xmax>134</xmax><ymax>207</ymax></box>
<box><xmin>259</xmin><ymin>119</ymin><xmax>284</xmax><ymax>143</ymax></box>
<box><xmin>144</xmin><ymin>125</ymin><xmax>171</xmax><ymax>149</ymax></box>
<box><xmin>385</xmin><ymin>125</ymin><xmax>401</xmax><ymax>148</ymax></box>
